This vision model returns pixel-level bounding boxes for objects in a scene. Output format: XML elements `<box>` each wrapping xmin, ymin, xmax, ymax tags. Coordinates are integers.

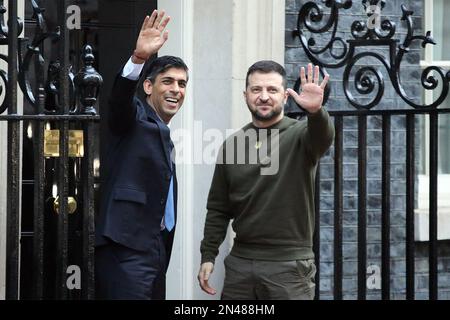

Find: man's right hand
<box><xmin>132</xmin><ymin>10</ymin><xmax>170</xmax><ymax>64</ymax></box>
<box><xmin>197</xmin><ymin>262</ymin><xmax>217</xmax><ymax>295</ymax></box>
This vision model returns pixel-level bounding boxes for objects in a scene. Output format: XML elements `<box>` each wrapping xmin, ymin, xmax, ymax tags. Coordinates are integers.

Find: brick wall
<box><xmin>285</xmin><ymin>0</ymin><xmax>450</xmax><ymax>299</ymax></box>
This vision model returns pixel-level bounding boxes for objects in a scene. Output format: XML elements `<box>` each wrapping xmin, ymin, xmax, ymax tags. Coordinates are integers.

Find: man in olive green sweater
<box><xmin>198</xmin><ymin>61</ymin><xmax>334</xmax><ymax>300</ymax></box>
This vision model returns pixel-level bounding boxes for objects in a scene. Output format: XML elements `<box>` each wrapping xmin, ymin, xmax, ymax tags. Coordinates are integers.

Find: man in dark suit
<box><xmin>95</xmin><ymin>9</ymin><xmax>188</xmax><ymax>300</ymax></box>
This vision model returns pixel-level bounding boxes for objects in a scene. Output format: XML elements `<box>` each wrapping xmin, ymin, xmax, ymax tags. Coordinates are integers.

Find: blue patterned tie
<box><xmin>164</xmin><ymin>175</ymin><xmax>175</xmax><ymax>231</ymax></box>
<box><xmin>164</xmin><ymin>140</ymin><xmax>175</xmax><ymax>231</ymax></box>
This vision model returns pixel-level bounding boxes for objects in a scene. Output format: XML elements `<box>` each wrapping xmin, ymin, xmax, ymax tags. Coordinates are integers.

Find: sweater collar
<box><xmin>246</xmin><ymin>116</ymin><xmax>295</xmax><ymax>131</ymax></box>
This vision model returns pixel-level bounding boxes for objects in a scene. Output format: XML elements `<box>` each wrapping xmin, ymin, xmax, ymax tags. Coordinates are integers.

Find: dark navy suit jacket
<box><xmin>95</xmin><ymin>71</ymin><xmax>177</xmax><ymax>256</ymax></box>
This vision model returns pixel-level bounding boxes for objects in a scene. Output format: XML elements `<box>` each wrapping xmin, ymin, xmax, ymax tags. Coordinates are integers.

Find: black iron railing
<box><xmin>1</xmin><ymin>0</ymin><xmax>101</xmax><ymax>299</ymax></box>
<box><xmin>289</xmin><ymin>0</ymin><xmax>450</xmax><ymax>300</ymax></box>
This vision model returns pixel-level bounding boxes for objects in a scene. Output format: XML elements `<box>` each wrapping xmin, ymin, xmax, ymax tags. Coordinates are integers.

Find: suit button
<box><xmin>160</xmin><ymin>198</ymin><xmax>165</xmax><ymax>205</ymax></box>
<box><xmin>166</xmin><ymin>173</ymin><xmax>171</xmax><ymax>181</ymax></box>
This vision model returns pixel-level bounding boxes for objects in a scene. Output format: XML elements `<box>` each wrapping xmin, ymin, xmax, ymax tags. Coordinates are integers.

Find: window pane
<box><xmin>436</xmin><ymin>84</ymin><xmax>450</xmax><ymax>173</ymax></box>
<box><xmin>433</xmin><ymin>0</ymin><xmax>450</xmax><ymax>60</ymax></box>
<box><xmin>420</xmin><ymin>83</ymin><xmax>450</xmax><ymax>175</ymax></box>
<box><xmin>418</xmin><ymin>115</ymin><xmax>427</xmax><ymax>175</ymax></box>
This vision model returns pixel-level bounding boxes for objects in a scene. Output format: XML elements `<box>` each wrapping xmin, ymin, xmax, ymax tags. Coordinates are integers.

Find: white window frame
<box><xmin>416</xmin><ymin>0</ymin><xmax>450</xmax><ymax>241</ymax></box>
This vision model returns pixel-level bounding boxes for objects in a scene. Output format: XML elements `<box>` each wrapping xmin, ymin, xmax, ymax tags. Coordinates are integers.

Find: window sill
<box><xmin>414</xmin><ymin>208</ymin><xmax>450</xmax><ymax>241</ymax></box>
<box><xmin>415</xmin><ymin>174</ymin><xmax>450</xmax><ymax>241</ymax></box>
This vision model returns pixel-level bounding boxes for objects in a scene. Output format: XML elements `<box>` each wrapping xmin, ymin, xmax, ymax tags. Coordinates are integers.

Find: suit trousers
<box><xmin>95</xmin><ymin>229</ymin><xmax>173</xmax><ymax>300</ymax></box>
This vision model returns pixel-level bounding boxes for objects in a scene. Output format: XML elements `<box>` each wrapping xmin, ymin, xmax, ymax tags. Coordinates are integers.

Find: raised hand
<box><xmin>133</xmin><ymin>10</ymin><xmax>170</xmax><ymax>63</ymax></box>
<box><xmin>286</xmin><ymin>63</ymin><xmax>329</xmax><ymax>114</ymax></box>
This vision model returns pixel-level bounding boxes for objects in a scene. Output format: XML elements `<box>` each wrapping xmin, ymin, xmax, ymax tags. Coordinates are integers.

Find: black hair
<box><xmin>144</xmin><ymin>55</ymin><xmax>189</xmax><ymax>83</ymax></box>
<box><xmin>245</xmin><ymin>60</ymin><xmax>287</xmax><ymax>88</ymax></box>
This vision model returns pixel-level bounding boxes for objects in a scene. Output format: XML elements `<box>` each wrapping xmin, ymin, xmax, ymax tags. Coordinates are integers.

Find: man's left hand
<box><xmin>287</xmin><ymin>63</ymin><xmax>329</xmax><ymax>114</ymax></box>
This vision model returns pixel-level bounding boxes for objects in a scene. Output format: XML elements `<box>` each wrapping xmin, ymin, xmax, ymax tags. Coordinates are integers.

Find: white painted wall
<box><xmin>231</xmin><ymin>0</ymin><xmax>285</xmax><ymax>129</ymax></box>
<box><xmin>159</xmin><ymin>0</ymin><xmax>285</xmax><ymax>299</ymax></box>
<box><xmin>158</xmin><ymin>0</ymin><xmax>197</xmax><ymax>300</ymax></box>
<box><xmin>0</xmin><ymin>1</ymin><xmax>25</xmax><ymax>300</ymax></box>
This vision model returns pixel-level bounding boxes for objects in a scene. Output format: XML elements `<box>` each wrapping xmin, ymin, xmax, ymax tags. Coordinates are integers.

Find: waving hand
<box><xmin>287</xmin><ymin>63</ymin><xmax>329</xmax><ymax>114</ymax></box>
<box><xmin>133</xmin><ymin>10</ymin><xmax>170</xmax><ymax>63</ymax></box>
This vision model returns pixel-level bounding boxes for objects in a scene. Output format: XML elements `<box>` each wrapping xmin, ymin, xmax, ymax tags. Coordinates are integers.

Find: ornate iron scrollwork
<box><xmin>18</xmin><ymin>0</ymin><xmax>61</xmax><ymax>111</ymax></box>
<box><xmin>0</xmin><ymin>0</ymin><xmax>102</xmax><ymax>115</ymax></box>
<box><xmin>293</xmin><ymin>0</ymin><xmax>450</xmax><ymax>109</ymax></box>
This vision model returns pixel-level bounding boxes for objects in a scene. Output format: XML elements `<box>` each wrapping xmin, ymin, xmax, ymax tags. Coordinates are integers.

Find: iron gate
<box><xmin>1</xmin><ymin>0</ymin><xmax>101</xmax><ymax>299</ymax></box>
<box><xmin>287</xmin><ymin>0</ymin><xmax>450</xmax><ymax>300</ymax></box>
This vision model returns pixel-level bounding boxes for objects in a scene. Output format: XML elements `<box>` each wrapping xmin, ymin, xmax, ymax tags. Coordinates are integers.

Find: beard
<box><xmin>247</xmin><ymin>104</ymin><xmax>283</xmax><ymax>122</ymax></box>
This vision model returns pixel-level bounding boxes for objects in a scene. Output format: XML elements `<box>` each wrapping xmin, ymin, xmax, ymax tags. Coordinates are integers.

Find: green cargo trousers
<box><xmin>221</xmin><ymin>254</ymin><xmax>316</xmax><ymax>300</ymax></box>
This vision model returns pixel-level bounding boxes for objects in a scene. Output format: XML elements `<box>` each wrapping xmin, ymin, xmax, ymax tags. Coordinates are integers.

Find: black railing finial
<box><xmin>74</xmin><ymin>45</ymin><xmax>103</xmax><ymax>115</ymax></box>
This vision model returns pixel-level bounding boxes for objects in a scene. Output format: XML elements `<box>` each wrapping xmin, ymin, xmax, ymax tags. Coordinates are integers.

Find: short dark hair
<box><xmin>144</xmin><ymin>55</ymin><xmax>189</xmax><ymax>83</ymax></box>
<box><xmin>245</xmin><ymin>60</ymin><xmax>287</xmax><ymax>89</ymax></box>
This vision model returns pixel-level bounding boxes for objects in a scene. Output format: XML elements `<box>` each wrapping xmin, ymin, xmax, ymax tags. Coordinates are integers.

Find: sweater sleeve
<box><xmin>304</xmin><ymin>107</ymin><xmax>335</xmax><ymax>163</ymax></box>
<box><xmin>200</xmin><ymin>159</ymin><xmax>233</xmax><ymax>264</ymax></box>
<box><xmin>108</xmin><ymin>68</ymin><xmax>140</xmax><ymax>135</ymax></box>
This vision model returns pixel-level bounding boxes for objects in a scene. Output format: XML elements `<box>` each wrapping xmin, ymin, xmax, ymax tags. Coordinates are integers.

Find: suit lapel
<box><xmin>144</xmin><ymin>102</ymin><xmax>173</xmax><ymax>170</ymax></box>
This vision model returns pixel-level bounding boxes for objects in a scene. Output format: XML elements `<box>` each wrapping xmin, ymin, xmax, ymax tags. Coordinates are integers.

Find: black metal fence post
<box><xmin>333</xmin><ymin>115</ymin><xmax>343</xmax><ymax>300</ymax></box>
<box><xmin>313</xmin><ymin>163</ymin><xmax>321</xmax><ymax>300</ymax></box>
<box><xmin>381</xmin><ymin>114</ymin><xmax>391</xmax><ymax>300</ymax></box>
<box><xmin>357</xmin><ymin>115</ymin><xmax>367</xmax><ymax>300</ymax></box>
<box><xmin>429</xmin><ymin>111</ymin><xmax>439</xmax><ymax>300</ymax></box>
<box><xmin>55</xmin><ymin>0</ymin><xmax>70</xmax><ymax>300</ymax></box>
<box><xmin>6</xmin><ymin>0</ymin><xmax>20</xmax><ymax>301</ymax></box>
<box><xmin>406</xmin><ymin>113</ymin><xmax>415</xmax><ymax>300</ymax></box>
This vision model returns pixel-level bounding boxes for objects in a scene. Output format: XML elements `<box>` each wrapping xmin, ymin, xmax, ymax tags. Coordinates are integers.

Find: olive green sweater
<box><xmin>200</xmin><ymin>108</ymin><xmax>335</xmax><ymax>263</ymax></box>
